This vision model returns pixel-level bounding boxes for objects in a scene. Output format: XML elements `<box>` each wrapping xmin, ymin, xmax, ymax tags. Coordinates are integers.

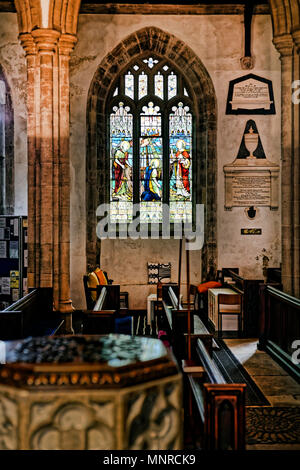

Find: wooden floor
<box><xmin>225</xmin><ymin>339</ymin><xmax>300</xmax><ymax>450</ymax></box>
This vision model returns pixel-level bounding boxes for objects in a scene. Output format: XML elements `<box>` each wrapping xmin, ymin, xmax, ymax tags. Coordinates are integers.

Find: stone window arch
<box><xmin>0</xmin><ymin>65</ymin><xmax>14</xmax><ymax>214</ymax></box>
<box><xmin>86</xmin><ymin>27</ymin><xmax>217</xmax><ymax>278</ymax></box>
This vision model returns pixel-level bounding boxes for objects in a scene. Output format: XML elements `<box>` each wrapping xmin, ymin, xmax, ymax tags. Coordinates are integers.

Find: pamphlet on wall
<box><xmin>0</xmin><ymin>228</ymin><xmax>9</xmax><ymax>239</ymax></box>
<box><xmin>1</xmin><ymin>277</ymin><xmax>10</xmax><ymax>295</ymax></box>
<box><xmin>9</xmin><ymin>240</ymin><xmax>19</xmax><ymax>258</ymax></box>
<box><xmin>24</xmin><ymin>249</ymin><xmax>28</xmax><ymax>267</ymax></box>
<box><xmin>23</xmin><ymin>277</ymin><xmax>28</xmax><ymax>295</ymax></box>
<box><xmin>11</xmin><ymin>288</ymin><xmax>19</xmax><ymax>302</ymax></box>
<box><xmin>10</xmin><ymin>271</ymin><xmax>19</xmax><ymax>289</ymax></box>
<box><xmin>0</xmin><ymin>241</ymin><xmax>6</xmax><ymax>258</ymax></box>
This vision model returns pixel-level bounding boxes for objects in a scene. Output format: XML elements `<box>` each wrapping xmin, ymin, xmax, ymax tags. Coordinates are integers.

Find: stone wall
<box><xmin>70</xmin><ymin>13</ymin><xmax>281</xmax><ymax>309</ymax></box>
<box><xmin>0</xmin><ymin>12</ymin><xmax>281</xmax><ymax>309</ymax></box>
<box><xmin>0</xmin><ymin>13</ymin><xmax>27</xmax><ymax>216</ymax></box>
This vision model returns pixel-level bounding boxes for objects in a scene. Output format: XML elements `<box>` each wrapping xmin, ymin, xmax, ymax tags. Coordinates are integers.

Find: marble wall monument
<box><xmin>224</xmin><ymin>120</ymin><xmax>279</xmax><ymax>210</ymax></box>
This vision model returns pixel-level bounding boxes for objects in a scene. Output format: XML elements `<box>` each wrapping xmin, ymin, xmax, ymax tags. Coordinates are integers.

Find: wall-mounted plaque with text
<box><xmin>226</xmin><ymin>74</ymin><xmax>275</xmax><ymax>114</ymax></box>
<box><xmin>223</xmin><ymin>121</ymin><xmax>279</xmax><ymax>210</ymax></box>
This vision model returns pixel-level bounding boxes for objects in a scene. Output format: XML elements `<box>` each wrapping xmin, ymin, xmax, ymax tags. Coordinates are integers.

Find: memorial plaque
<box><xmin>226</xmin><ymin>74</ymin><xmax>275</xmax><ymax>114</ymax></box>
<box><xmin>223</xmin><ymin>121</ymin><xmax>279</xmax><ymax>210</ymax></box>
<box><xmin>232</xmin><ymin>175</ymin><xmax>270</xmax><ymax>206</ymax></box>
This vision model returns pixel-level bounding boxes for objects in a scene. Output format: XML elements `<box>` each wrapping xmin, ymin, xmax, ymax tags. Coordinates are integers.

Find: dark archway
<box><xmin>86</xmin><ymin>26</ymin><xmax>217</xmax><ymax>279</ymax></box>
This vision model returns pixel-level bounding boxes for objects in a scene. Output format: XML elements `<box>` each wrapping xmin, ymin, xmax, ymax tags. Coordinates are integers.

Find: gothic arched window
<box><xmin>107</xmin><ymin>55</ymin><xmax>193</xmax><ymax>224</ymax></box>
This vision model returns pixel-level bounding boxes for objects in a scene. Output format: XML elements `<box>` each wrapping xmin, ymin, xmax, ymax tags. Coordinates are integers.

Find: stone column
<box><xmin>57</xmin><ymin>34</ymin><xmax>77</xmax><ymax>331</ymax></box>
<box><xmin>19</xmin><ymin>29</ymin><xmax>75</xmax><ymax>331</ymax></box>
<box><xmin>273</xmin><ymin>34</ymin><xmax>294</xmax><ymax>295</ymax></box>
<box><xmin>292</xmin><ymin>28</ymin><xmax>300</xmax><ymax>298</ymax></box>
<box><xmin>32</xmin><ymin>30</ymin><xmax>60</xmax><ymax>289</ymax></box>
<box><xmin>19</xmin><ymin>33</ymin><xmax>39</xmax><ymax>289</ymax></box>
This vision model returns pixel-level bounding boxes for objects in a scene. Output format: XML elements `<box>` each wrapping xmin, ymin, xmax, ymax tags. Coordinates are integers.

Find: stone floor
<box><xmin>225</xmin><ymin>338</ymin><xmax>300</xmax><ymax>450</ymax></box>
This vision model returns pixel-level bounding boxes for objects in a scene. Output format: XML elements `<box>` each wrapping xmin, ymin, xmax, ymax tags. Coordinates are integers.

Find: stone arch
<box><xmin>0</xmin><ymin>64</ymin><xmax>14</xmax><ymax>214</ymax></box>
<box><xmin>269</xmin><ymin>0</ymin><xmax>300</xmax><ymax>36</ymax></box>
<box><xmin>15</xmin><ymin>0</ymin><xmax>81</xmax><ymax>34</ymax></box>
<box><xmin>86</xmin><ymin>26</ymin><xmax>217</xmax><ymax>278</ymax></box>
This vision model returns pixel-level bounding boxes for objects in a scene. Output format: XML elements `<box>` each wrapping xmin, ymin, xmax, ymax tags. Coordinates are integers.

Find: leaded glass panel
<box><xmin>110</xmin><ymin>102</ymin><xmax>133</xmax><ymax>222</ymax></box>
<box><xmin>154</xmin><ymin>72</ymin><xmax>164</xmax><ymax>99</ymax></box>
<box><xmin>140</xmin><ymin>102</ymin><xmax>162</xmax><ymax>221</ymax></box>
<box><xmin>169</xmin><ymin>102</ymin><xmax>192</xmax><ymax>222</ymax></box>
<box><xmin>168</xmin><ymin>72</ymin><xmax>177</xmax><ymax>100</ymax></box>
<box><xmin>125</xmin><ymin>72</ymin><xmax>134</xmax><ymax>99</ymax></box>
<box><xmin>138</xmin><ymin>72</ymin><xmax>148</xmax><ymax>100</ymax></box>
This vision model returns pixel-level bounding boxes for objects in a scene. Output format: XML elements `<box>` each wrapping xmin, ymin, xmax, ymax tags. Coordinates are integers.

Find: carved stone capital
<box><xmin>58</xmin><ymin>34</ymin><xmax>77</xmax><ymax>57</ymax></box>
<box><xmin>19</xmin><ymin>33</ymin><xmax>36</xmax><ymax>56</ymax></box>
<box><xmin>31</xmin><ymin>29</ymin><xmax>61</xmax><ymax>55</ymax></box>
<box><xmin>273</xmin><ymin>34</ymin><xmax>293</xmax><ymax>58</ymax></box>
<box><xmin>292</xmin><ymin>27</ymin><xmax>300</xmax><ymax>54</ymax></box>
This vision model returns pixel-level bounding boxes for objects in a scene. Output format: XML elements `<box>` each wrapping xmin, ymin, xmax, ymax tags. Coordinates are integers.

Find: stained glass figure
<box><xmin>168</xmin><ymin>72</ymin><xmax>177</xmax><ymax>100</ymax></box>
<box><xmin>110</xmin><ymin>102</ymin><xmax>133</xmax><ymax>222</ymax></box>
<box><xmin>138</xmin><ymin>72</ymin><xmax>148</xmax><ymax>100</ymax></box>
<box><xmin>155</xmin><ymin>72</ymin><xmax>164</xmax><ymax>99</ymax></box>
<box><xmin>169</xmin><ymin>103</ymin><xmax>192</xmax><ymax>222</ymax></box>
<box><xmin>140</xmin><ymin>102</ymin><xmax>162</xmax><ymax>221</ymax></box>
<box><xmin>125</xmin><ymin>72</ymin><xmax>134</xmax><ymax>99</ymax></box>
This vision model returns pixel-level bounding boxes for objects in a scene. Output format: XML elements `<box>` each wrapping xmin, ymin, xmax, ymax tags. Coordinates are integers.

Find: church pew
<box><xmin>0</xmin><ymin>288</ymin><xmax>64</xmax><ymax>340</ymax></box>
<box><xmin>258</xmin><ymin>284</ymin><xmax>300</xmax><ymax>382</ymax></box>
<box><xmin>220</xmin><ymin>267</ymin><xmax>283</xmax><ymax>337</ymax></box>
<box><xmin>218</xmin><ymin>268</ymin><xmax>263</xmax><ymax>336</ymax></box>
<box><xmin>184</xmin><ymin>337</ymin><xmax>246</xmax><ymax>450</ymax></box>
<box><xmin>157</xmin><ymin>284</ymin><xmax>246</xmax><ymax>449</ymax></box>
<box><xmin>81</xmin><ymin>284</ymin><xmax>132</xmax><ymax>335</ymax></box>
<box><xmin>157</xmin><ymin>284</ymin><xmax>215</xmax><ymax>359</ymax></box>
<box><xmin>83</xmin><ymin>275</ymin><xmax>129</xmax><ymax>314</ymax></box>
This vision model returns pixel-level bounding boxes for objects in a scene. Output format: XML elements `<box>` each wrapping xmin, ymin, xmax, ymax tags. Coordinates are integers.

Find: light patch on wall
<box><xmin>41</xmin><ymin>0</ymin><xmax>50</xmax><ymax>28</ymax></box>
<box><xmin>0</xmin><ymin>81</ymin><xmax>5</xmax><ymax>105</ymax></box>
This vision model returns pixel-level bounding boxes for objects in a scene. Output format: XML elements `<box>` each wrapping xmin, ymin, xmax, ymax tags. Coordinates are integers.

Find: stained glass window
<box><xmin>140</xmin><ymin>103</ymin><xmax>162</xmax><ymax>222</ymax></box>
<box><xmin>138</xmin><ymin>72</ymin><xmax>148</xmax><ymax>100</ymax></box>
<box><xmin>143</xmin><ymin>57</ymin><xmax>159</xmax><ymax>69</ymax></box>
<box><xmin>168</xmin><ymin>72</ymin><xmax>177</xmax><ymax>100</ymax></box>
<box><xmin>154</xmin><ymin>72</ymin><xmax>164</xmax><ymax>99</ymax></box>
<box><xmin>110</xmin><ymin>102</ymin><xmax>133</xmax><ymax>222</ymax></box>
<box><xmin>125</xmin><ymin>72</ymin><xmax>134</xmax><ymax>99</ymax></box>
<box><xmin>169</xmin><ymin>103</ymin><xmax>192</xmax><ymax>222</ymax></box>
<box><xmin>107</xmin><ymin>56</ymin><xmax>194</xmax><ymax>225</ymax></box>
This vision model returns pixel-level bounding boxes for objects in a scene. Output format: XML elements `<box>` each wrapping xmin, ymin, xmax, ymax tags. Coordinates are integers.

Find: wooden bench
<box><xmin>82</xmin><ymin>284</ymin><xmax>117</xmax><ymax>334</ymax></box>
<box><xmin>155</xmin><ymin>284</ymin><xmax>217</xmax><ymax>359</ymax></box>
<box><xmin>81</xmin><ymin>284</ymin><xmax>133</xmax><ymax>335</ymax></box>
<box><xmin>217</xmin><ymin>268</ymin><xmax>263</xmax><ymax>336</ymax></box>
<box><xmin>155</xmin><ymin>284</ymin><xmax>246</xmax><ymax>449</ymax></box>
<box><xmin>184</xmin><ymin>337</ymin><xmax>246</xmax><ymax>450</ymax></box>
<box><xmin>258</xmin><ymin>284</ymin><xmax>300</xmax><ymax>382</ymax></box>
<box><xmin>0</xmin><ymin>288</ymin><xmax>64</xmax><ymax>340</ymax></box>
<box><xmin>83</xmin><ymin>275</ymin><xmax>129</xmax><ymax>313</ymax></box>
